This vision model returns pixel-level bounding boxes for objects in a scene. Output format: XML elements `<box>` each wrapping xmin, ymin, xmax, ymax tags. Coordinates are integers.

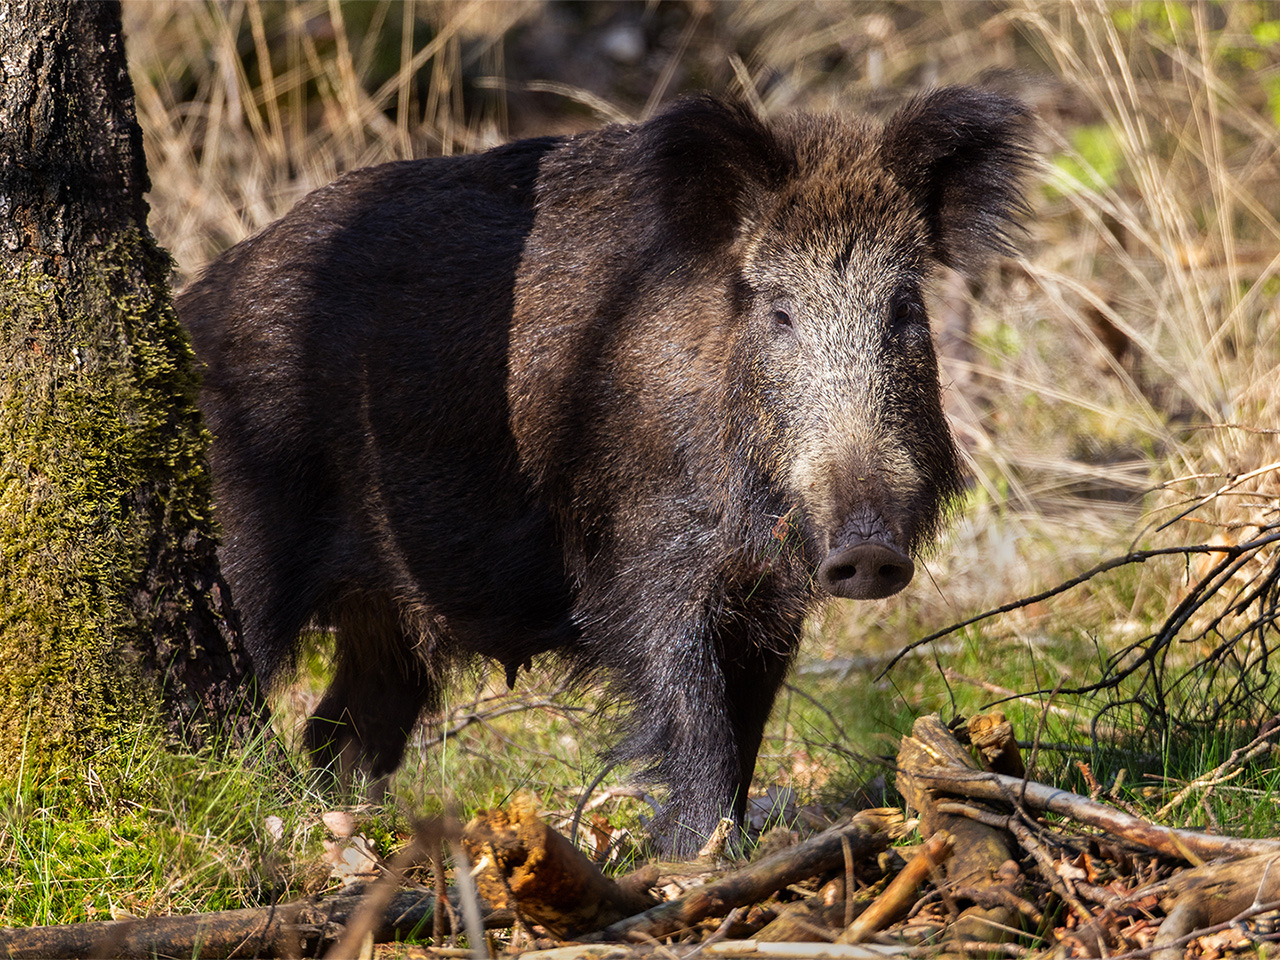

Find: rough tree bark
<box><xmin>0</xmin><ymin>0</ymin><xmax>267</xmax><ymax>773</ymax></box>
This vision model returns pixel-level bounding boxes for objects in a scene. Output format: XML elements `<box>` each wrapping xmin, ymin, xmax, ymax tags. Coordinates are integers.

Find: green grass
<box><xmin>0</xmin><ymin>730</ymin><xmax>282</xmax><ymax>924</ymax></box>
<box><xmin>0</xmin><ymin>698</ymin><xmax>433</xmax><ymax>927</ymax></box>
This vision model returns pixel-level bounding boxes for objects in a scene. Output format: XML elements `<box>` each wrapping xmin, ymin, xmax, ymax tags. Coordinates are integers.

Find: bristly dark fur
<box><xmin>633</xmin><ymin>94</ymin><xmax>797</xmax><ymax>258</ymax></box>
<box><xmin>178</xmin><ymin>88</ymin><xmax>1032</xmax><ymax>855</ymax></box>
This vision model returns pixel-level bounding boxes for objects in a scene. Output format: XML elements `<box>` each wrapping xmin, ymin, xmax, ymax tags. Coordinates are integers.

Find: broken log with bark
<box><xmin>1147</xmin><ymin>852</ymin><xmax>1280</xmax><ymax>960</ymax></box>
<box><xmin>896</xmin><ymin>714</ymin><xmax>1022</xmax><ymax>943</ymax></box>
<box><xmin>462</xmin><ymin>795</ymin><xmax>659</xmax><ymax>939</ymax></box>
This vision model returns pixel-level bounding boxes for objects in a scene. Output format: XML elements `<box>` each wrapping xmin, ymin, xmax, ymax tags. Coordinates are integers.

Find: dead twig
<box><xmin>837</xmin><ymin>831</ymin><xmax>952</xmax><ymax>944</ymax></box>
<box><xmin>1086</xmin><ymin>897</ymin><xmax>1280</xmax><ymax>960</ymax></box>
<box><xmin>1003</xmin><ymin>815</ymin><xmax>1096</xmax><ymax>935</ymax></box>
<box><xmin>877</xmin><ymin>532</ymin><xmax>1280</xmax><ymax>679</ymax></box>
<box><xmin>942</xmin><ymin>672</ymin><xmax>1081</xmax><ymax>723</ymax></box>
<box><xmin>417</xmin><ymin>689</ymin><xmax>585</xmax><ymax>752</ymax></box>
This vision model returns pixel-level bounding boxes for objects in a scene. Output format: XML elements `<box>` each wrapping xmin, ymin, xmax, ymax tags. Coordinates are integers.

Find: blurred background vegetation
<box><xmin>3</xmin><ymin>0</ymin><xmax>1278</xmax><ymax>927</ymax></box>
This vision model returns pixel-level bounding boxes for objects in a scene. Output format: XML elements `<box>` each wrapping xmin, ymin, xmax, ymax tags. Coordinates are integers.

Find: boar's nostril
<box><xmin>818</xmin><ymin>541</ymin><xmax>914</xmax><ymax>600</ymax></box>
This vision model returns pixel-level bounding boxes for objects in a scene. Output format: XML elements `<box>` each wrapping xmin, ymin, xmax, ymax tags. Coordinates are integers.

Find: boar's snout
<box><xmin>818</xmin><ymin>539</ymin><xmax>914</xmax><ymax>600</ymax></box>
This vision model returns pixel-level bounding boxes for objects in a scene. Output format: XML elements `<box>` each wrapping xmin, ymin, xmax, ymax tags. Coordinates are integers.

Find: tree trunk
<box><xmin>0</xmin><ymin>0</ymin><xmax>267</xmax><ymax>774</ymax></box>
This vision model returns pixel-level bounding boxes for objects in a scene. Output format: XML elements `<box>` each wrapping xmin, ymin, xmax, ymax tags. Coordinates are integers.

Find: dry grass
<box><xmin>125</xmin><ymin>0</ymin><xmax>539</xmax><ymax>272</ymax></box>
<box><xmin>955</xmin><ymin>3</ymin><xmax>1279</xmax><ymax>725</ymax></box>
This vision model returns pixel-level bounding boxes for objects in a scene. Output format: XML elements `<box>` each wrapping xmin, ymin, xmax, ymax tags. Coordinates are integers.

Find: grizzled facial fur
<box><xmin>179</xmin><ymin>87</ymin><xmax>1030</xmax><ymax>857</ymax></box>
<box><xmin>726</xmin><ymin>123</ymin><xmax>969</xmax><ymax>600</ymax></box>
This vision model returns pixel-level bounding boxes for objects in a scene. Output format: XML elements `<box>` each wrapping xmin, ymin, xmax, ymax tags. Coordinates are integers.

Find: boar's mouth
<box><xmin>817</xmin><ymin>536</ymin><xmax>914</xmax><ymax>600</ymax></box>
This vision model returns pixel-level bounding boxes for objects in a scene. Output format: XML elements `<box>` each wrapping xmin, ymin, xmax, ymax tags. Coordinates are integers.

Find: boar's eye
<box><xmin>889</xmin><ymin>290</ymin><xmax>923</xmax><ymax>329</ymax></box>
<box><xmin>770</xmin><ymin>303</ymin><xmax>795</xmax><ymax>331</ymax></box>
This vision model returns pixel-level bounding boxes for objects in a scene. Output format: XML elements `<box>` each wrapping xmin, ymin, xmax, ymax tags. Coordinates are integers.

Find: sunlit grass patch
<box><xmin>0</xmin><ymin>726</ymin><xmax>317</xmax><ymax>925</ymax></box>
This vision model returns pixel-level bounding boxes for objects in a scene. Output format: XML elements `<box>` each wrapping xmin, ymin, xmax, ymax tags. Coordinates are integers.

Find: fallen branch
<box><xmin>912</xmin><ymin>762</ymin><xmax>1280</xmax><ymax>862</ymax></box>
<box><xmin>583</xmin><ymin>812</ymin><xmax>892</xmax><ymax>943</ymax></box>
<box><xmin>0</xmin><ymin>889</ymin><xmax>483</xmax><ymax>960</ymax></box>
<box><xmin>837</xmin><ymin>831</ymin><xmax>952</xmax><ymax>944</ymax></box>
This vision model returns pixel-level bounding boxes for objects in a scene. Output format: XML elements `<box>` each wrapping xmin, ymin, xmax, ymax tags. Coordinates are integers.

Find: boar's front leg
<box><xmin>623</xmin><ymin>616</ymin><xmax>801</xmax><ymax>856</ymax></box>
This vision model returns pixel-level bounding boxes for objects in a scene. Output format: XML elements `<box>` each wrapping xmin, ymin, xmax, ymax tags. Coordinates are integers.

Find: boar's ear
<box><xmin>883</xmin><ymin>86</ymin><xmax>1033</xmax><ymax>274</ymax></box>
<box><xmin>636</xmin><ymin>95</ymin><xmax>795</xmax><ymax>254</ymax></box>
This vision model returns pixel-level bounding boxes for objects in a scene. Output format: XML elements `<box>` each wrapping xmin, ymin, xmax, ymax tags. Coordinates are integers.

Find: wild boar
<box><xmin>179</xmin><ymin>87</ymin><xmax>1030</xmax><ymax>853</ymax></box>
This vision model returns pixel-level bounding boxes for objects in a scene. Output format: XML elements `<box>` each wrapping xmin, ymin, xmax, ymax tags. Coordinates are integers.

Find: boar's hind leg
<box><xmin>304</xmin><ymin>593</ymin><xmax>436</xmax><ymax>787</ymax></box>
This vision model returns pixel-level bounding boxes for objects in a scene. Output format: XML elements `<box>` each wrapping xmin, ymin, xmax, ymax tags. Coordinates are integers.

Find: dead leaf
<box><xmin>323</xmin><ymin>810</ymin><xmax>357</xmax><ymax>838</ymax></box>
<box><xmin>324</xmin><ymin>835</ymin><xmax>381</xmax><ymax>886</ymax></box>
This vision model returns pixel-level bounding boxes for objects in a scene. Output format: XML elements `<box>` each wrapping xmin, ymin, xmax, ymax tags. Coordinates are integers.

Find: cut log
<box><xmin>896</xmin><ymin>715</ymin><xmax>1019</xmax><ymax>942</ymax></box>
<box><xmin>1151</xmin><ymin>852</ymin><xmax>1280</xmax><ymax>960</ymax></box>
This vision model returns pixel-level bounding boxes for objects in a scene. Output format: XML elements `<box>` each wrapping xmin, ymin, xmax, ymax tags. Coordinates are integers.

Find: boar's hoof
<box><xmin>818</xmin><ymin>541</ymin><xmax>914</xmax><ymax>599</ymax></box>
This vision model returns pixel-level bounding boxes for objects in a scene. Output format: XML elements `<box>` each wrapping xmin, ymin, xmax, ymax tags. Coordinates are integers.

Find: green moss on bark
<box><xmin>0</xmin><ymin>229</ymin><xmax>219</xmax><ymax>773</ymax></box>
